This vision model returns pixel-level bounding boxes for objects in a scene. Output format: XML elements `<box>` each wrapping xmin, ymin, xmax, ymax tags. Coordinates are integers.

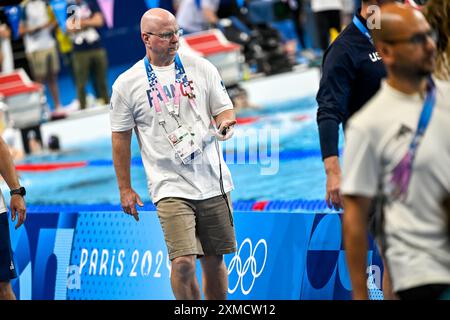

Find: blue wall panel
<box><xmin>8</xmin><ymin>209</ymin><xmax>384</xmax><ymax>300</ymax></box>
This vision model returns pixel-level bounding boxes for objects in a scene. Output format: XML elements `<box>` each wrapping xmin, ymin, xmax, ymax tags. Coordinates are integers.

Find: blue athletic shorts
<box><xmin>0</xmin><ymin>212</ymin><xmax>17</xmax><ymax>281</ymax></box>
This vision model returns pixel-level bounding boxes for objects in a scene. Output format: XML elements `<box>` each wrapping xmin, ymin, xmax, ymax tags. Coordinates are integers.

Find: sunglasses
<box><xmin>145</xmin><ymin>28</ymin><xmax>184</xmax><ymax>41</ymax></box>
<box><xmin>383</xmin><ymin>29</ymin><xmax>438</xmax><ymax>46</ymax></box>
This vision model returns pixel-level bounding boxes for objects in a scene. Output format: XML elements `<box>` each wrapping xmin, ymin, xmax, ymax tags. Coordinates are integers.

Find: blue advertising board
<box><xmin>9</xmin><ymin>209</ymin><xmax>384</xmax><ymax>300</ymax></box>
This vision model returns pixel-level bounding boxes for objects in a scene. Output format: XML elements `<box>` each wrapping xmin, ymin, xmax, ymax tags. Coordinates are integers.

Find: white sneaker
<box><xmin>63</xmin><ymin>99</ymin><xmax>80</xmax><ymax>112</ymax></box>
<box><xmin>86</xmin><ymin>94</ymin><xmax>96</xmax><ymax>108</ymax></box>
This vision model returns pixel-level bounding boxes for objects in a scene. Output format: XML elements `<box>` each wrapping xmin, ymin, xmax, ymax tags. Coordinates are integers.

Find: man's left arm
<box><xmin>0</xmin><ymin>137</ymin><xmax>26</xmax><ymax>229</ymax></box>
<box><xmin>343</xmin><ymin>194</ymin><xmax>372</xmax><ymax>299</ymax></box>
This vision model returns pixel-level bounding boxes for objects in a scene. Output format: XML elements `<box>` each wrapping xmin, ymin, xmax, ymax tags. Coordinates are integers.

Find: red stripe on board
<box><xmin>252</xmin><ymin>201</ymin><xmax>269</xmax><ymax>211</ymax></box>
<box><xmin>15</xmin><ymin>162</ymin><xmax>87</xmax><ymax>172</ymax></box>
<box><xmin>236</xmin><ymin>116</ymin><xmax>260</xmax><ymax>125</ymax></box>
<box><xmin>292</xmin><ymin>115</ymin><xmax>311</xmax><ymax>122</ymax></box>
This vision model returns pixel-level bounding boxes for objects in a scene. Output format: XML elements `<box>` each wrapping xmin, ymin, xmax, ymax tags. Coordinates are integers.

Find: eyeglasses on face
<box><xmin>145</xmin><ymin>28</ymin><xmax>184</xmax><ymax>40</ymax></box>
<box><xmin>383</xmin><ymin>29</ymin><xmax>438</xmax><ymax>46</ymax></box>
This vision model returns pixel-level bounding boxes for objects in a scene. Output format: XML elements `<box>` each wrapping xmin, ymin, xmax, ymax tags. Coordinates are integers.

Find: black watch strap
<box><xmin>10</xmin><ymin>186</ymin><xmax>26</xmax><ymax>197</ymax></box>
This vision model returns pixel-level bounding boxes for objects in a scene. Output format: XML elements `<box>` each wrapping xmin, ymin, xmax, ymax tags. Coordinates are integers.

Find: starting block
<box><xmin>180</xmin><ymin>29</ymin><xmax>242</xmax><ymax>87</ymax></box>
<box><xmin>0</xmin><ymin>69</ymin><xmax>49</xmax><ymax>129</ymax></box>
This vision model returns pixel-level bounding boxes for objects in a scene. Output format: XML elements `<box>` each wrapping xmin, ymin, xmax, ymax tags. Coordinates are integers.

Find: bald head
<box><xmin>140</xmin><ymin>8</ymin><xmax>180</xmax><ymax>66</ymax></box>
<box><xmin>371</xmin><ymin>3</ymin><xmax>428</xmax><ymax>44</ymax></box>
<box><xmin>140</xmin><ymin>8</ymin><xmax>176</xmax><ymax>34</ymax></box>
<box><xmin>370</xmin><ymin>2</ymin><xmax>436</xmax><ymax>86</ymax></box>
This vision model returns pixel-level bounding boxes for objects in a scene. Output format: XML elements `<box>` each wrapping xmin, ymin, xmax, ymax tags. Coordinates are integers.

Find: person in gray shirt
<box><xmin>342</xmin><ymin>3</ymin><xmax>450</xmax><ymax>300</ymax></box>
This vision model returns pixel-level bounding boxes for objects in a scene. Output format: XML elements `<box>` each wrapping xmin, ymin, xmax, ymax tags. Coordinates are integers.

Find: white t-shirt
<box><xmin>341</xmin><ymin>80</ymin><xmax>450</xmax><ymax>292</ymax></box>
<box><xmin>110</xmin><ymin>53</ymin><xmax>234</xmax><ymax>203</ymax></box>
<box><xmin>22</xmin><ymin>0</ymin><xmax>56</xmax><ymax>53</ymax></box>
<box><xmin>311</xmin><ymin>0</ymin><xmax>343</xmax><ymax>12</ymax></box>
<box><xmin>176</xmin><ymin>0</ymin><xmax>220</xmax><ymax>33</ymax></box>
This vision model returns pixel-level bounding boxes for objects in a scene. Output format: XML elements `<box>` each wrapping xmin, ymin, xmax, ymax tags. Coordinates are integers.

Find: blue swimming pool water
<box><xmin>7</xmin><ymin>95</ymin><xmax>344</xmax><ymax>206</ymax></box>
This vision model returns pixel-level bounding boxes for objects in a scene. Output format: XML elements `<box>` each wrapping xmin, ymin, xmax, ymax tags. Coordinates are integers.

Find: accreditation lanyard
<box><xmin>353</xmin><ymin>15</ymin><xmax>374</xmax><ymax>45</ymax></box>
<box><xmin>144</xmin><ymin>54</ymin><xmax>201</xmax><ymax>128</ymax></box>
<box><xmin>407</xmin><ymin>77</ymin><xmax>436</xmax><ymax>160</ymax></box>
<box><xmin>390</xmin><ymin>77</ymin><xmax>437</xmax><ymax>198</ymax></box>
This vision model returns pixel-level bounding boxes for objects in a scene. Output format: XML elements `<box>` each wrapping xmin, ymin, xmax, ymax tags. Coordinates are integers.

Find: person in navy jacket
<box><xmin>316</xmin><ymin>0</ymin><xmax>399</xmax><ymax>300</ymax></box>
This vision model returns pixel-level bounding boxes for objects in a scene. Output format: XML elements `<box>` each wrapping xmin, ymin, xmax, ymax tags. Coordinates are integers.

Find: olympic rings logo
<box><xmin>227</xmin><ymin>238</ymin><xmax>268</xmax><ymax>295</ymax></box>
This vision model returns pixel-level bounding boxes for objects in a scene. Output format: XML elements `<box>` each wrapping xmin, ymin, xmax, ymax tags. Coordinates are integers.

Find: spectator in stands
<box><xmin>289</xmin><ymin>0</ymin><xmax>307</xmax><ymax>50</ymax></box>
<box><xmin>1</xmin><ymin>6</ymin><xmax>32</xmax><ymax>76</ymax></box>
<box><xmin>177</xmin><ymin>0</ymin><xmax>221</xmax><ymax>34</ymax></box>
<box><xmin>19</xmin><ymin>0</ymin><xmax>63</xmax><ymax>112</ymax></box>
<box><xmin>0</xmin><ymin>7</ymin><xmax>16</xmax><ymax>74</ymax></box>
<box><xmin>159</xmin><ymin>0</ymin><xmax>177</xmax><ymax>14</ymax></box>
<box><xmin>0</xmin><ymin>136</ymin><xmax>26</xmax><ymax>300</ymax></box>
<box><xmin>54</xmin><ymin>17</ymin><xmax>79</xmax><ymax>110</ymax></box>
<box><xmin>66</xmin><ymin>0</ymin><xmax>109</xmax><ymax>110</ymax></box>
<box><xmin>0</xmin><ymin>14</ymin><xmax>11</xmax><ymax>73</ymax></box>
<box><xmin>311</xmin><ymin>0</ymin><xmax>343</xmax><ymax>51</ymax></box>
<box><xmin>424</xmin><ymin>0</ymin><xmax>450</xmax><ymax>81</ymax></box>
<box><xmin>269</xmin><ymin>0</ymin><xmax>301</xmax><ymax>62</ymax></box>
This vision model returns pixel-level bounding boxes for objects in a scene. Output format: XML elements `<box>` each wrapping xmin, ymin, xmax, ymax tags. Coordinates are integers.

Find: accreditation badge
<box><xmin>167</xmin><ymin>126</ymin><xmax>202</xmax><ymax>164</ymax></box>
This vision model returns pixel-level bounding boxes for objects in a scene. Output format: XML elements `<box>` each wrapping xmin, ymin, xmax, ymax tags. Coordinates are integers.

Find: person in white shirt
<box><xmin>176</xmin><ymin>0</ymin><xmax>221</xmax><ymax>34</ymax></box>
<box><xmin>19</xmin><ymin>0</ymin><xmax>62</xmax><ymax>111</ymax></box>
<box><xmin>0</xmin><ymin>136</ymin><xmax>26</xmax><ymax>300</ymax></box>
<box><xmin>342</xmin><ymin>3</ymin><xmax>450</xmax><ymax>299</ymax></box>
<box><xmin>110</xmin><ymin>8</ymin><xmax>237</xmax><ymax>300</ymax></box>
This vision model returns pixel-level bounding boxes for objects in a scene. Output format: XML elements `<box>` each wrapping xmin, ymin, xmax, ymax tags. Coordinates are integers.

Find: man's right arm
<box><xmin>112</xmin><ymin>130</ymin><xmax>132</xmax><ymax>192</ymax></box>
<box><xmin>112</xmin><ymin>130</ymin><xmax>143</xmax><ymax>221</ymax></box>
<box><xmin>316</xmin><ymin>44</ymin><xmax>355</xmax><ymax>209</ymax></box>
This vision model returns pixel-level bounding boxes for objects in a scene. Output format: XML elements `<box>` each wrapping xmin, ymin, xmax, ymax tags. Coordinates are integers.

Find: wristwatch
<box><xmin>10</xmin><ymin>186</ymin><xmax>26</xmax><ymax>197</ymax></box>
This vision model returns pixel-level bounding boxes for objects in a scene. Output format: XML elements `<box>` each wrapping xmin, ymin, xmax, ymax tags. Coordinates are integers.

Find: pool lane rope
<box><xmin>25</xmin><ymin>199</ymin><xmax>339</xmax><ymax>213</ymax></box>
<box><xmin>14</xmin><ymin>113</ymin><xmax>324</xmax><ymax>172</ymax></box>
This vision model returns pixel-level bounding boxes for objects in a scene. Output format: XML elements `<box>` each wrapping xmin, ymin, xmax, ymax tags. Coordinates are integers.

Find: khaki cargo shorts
<box><xmin>27</xmin><ymin>46</ymin><xmax>60</xmax><ymax>79</ymax></box>
<box><xmin>156</xmin><ymin>193</ymin><xmax>237</xmax><ymax>260</ymax></box>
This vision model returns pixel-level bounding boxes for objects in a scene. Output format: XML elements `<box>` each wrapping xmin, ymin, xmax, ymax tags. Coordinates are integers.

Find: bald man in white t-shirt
<box><xmin>110</xmin><ymin>8</ymin><xmax>237</xmax><ymax>300</ymax></box>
